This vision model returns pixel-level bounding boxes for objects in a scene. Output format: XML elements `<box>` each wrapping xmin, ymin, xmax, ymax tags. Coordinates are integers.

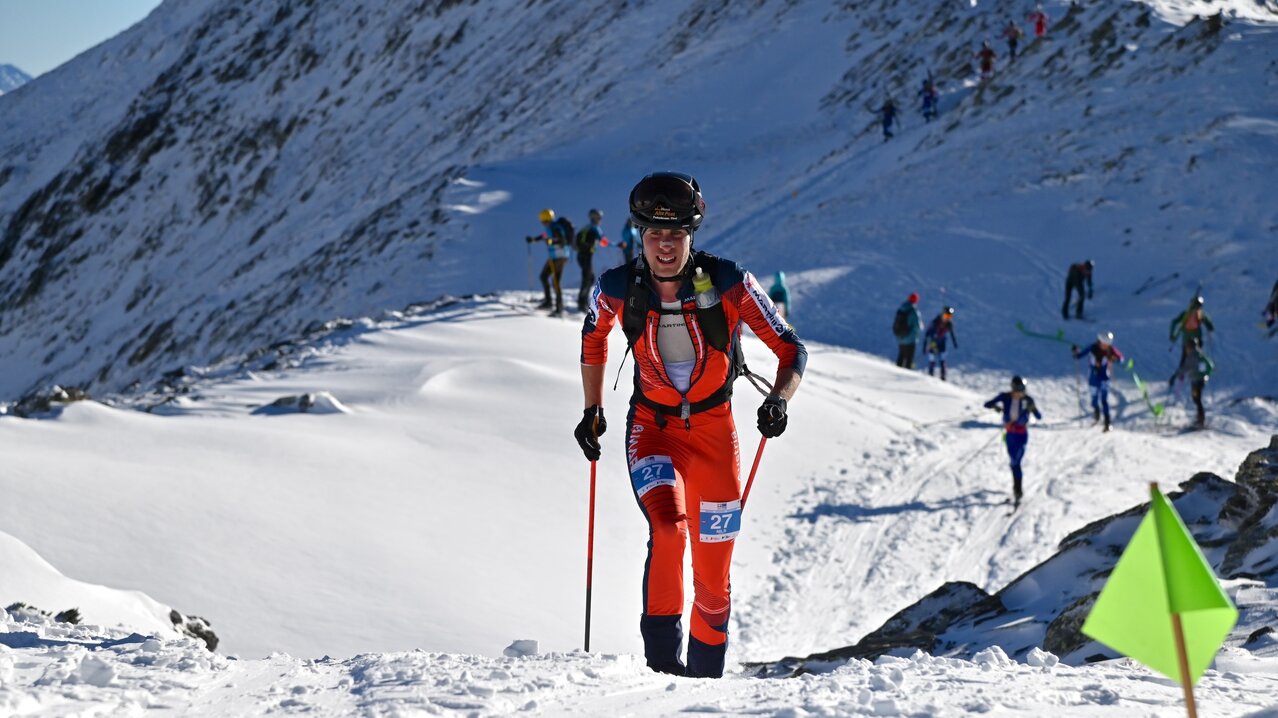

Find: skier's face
<box><xmin>642</xmin><ymin>228</ymin><xmax>691</xmax><ymax>276</ymax></box>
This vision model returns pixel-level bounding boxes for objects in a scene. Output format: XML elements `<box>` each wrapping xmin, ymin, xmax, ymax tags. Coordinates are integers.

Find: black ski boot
<box><xmin>1103</xmin><ymin>415</ymin><xmax>1111</xmax><ymax>432</ymax></box>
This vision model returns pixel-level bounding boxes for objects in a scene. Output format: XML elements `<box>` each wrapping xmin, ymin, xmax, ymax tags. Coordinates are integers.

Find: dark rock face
<box><xmin>170</xmin><ymin>609</ymin><xmax>219</xmax><ymax>651</ymax></box>
<box><xmin>749</xmin><ymin>435</ymin><xmax>1278</xmax><ymax>676</ymax></box>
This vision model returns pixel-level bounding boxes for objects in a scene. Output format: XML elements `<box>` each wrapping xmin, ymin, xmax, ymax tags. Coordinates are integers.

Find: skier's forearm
<box><xmin>770</xmin><ymin>367</ymin><xmax>802</xmax><ymax>403</ymax></box>
<box><xmin>581</xmin><ymin>363</ymin><xmax>605</xmax><ymax>408</ymax></box>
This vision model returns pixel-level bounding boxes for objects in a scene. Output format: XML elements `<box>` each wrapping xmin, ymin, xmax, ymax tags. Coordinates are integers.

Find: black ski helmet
<box><xmin>1084</xmin><ymin>259</ymin><xmax>1095</xmax><ymax>269</ymax></box>
<box><xmin>629</xmin><ymin>172</ymin><xmax>705</xmax><ymax>231</ymax></box>
<box><xmin>588</xmin><ymin>208</ymin><xmax>603</xmax><ymax>222</ymax></box>
<box><xmin>943</xmin><ymin>306</ymin><xmax>956</xmax><ymax>316</ymax></box>
<box><xmin>1011</xmin><ymin>375</ymin><xmax>1027</xmax><ymax>392</ymax></box>
<box><xmin>1191</xmin><ymin>295</ymin><xmax>1204</xmax><ymax>308</ymax></box>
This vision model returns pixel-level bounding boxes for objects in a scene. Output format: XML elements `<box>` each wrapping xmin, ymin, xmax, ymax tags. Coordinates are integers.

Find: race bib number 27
<box><xmin>699</xmin><ymin>500</ymin><xmax>741</xmax><ymax>543</ymax></box>
<box><xmin>630</xmin><ymin>455</ymin><xmax>676</xmax><ymax>498</ymax></box>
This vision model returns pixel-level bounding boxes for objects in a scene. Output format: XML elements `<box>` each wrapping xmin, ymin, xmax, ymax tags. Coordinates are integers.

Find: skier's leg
<box><xmin>1192</xmin><ymin>381</ymin><xmax>1205</xmax><ymax>426</ymax></box>
<box><xmin>1100</xmin><ymin>381</ymin><xmax>1112</xmax><ymax>430</ymax></box>
<box><xmin>552</xmin><ymin>258</ymin><xmax>566</xmax><ymax>312</ymax></box>
<box><xmin>1075</xmin><ymin>289</ymin><xmax>1085</xmax><ymax>319</ymax></box>
<box><xmin>684</xmin><ymin>405</ymin><xmax>741</xmax><ymax>679</ymax></box>
<box><xmin>940</xmin><ymin>360</ymin><xmax>947</xmax><ymax>382</ymax></box>
<box><xmin>904</xmin><ymin>343</ymin><xmax>916</xmax><ymax>369</ymax></box>
<box><xmin>1062</xmin><ymin>283</ymin><xmax>1073</xmax><ymax>320</ymax></box>
<box><xmin>539</xmin><ymin>260</ymin><xmax>553</xmax><ymax>306</ymax></box>
<box><xmin>627</xmin><ymin>406</ymin><xmax>689</xmax><ymax>675</ymax></box>
<box><xmin>578</xmin><ymin>257</ymin><xmax>594</xmax><ymax>311</ymax></box>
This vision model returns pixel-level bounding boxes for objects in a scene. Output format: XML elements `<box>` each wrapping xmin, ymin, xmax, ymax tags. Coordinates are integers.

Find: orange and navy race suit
<box><xmin>580</xmin><ymin>253</ymin><xmax>806</xmax><ymax>677</ymax></box>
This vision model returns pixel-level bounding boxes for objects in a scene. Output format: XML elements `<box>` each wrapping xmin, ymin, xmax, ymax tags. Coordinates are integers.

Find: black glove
<box><xmin>757</xmin><ymin>396</ymin><xmax>788</xmax><ymax>438</ymax></box>
<box><xmin>574</xmin><ymin>406</ymin><xmax>607</xmax><ymax>461</ymax></box>
<box><xmin>525</xmin><ymin>235</ymin><xmax>536</xmax><ymax>244</ymax></box>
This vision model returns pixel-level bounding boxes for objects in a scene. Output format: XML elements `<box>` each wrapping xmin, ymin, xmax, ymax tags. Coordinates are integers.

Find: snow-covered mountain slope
<box><xmin>4</xmin><ymin>607</ymin><xmax>1277</xmax><ymax>717</ymax></box>
<box><xmin>0</xmin><ymin>529</ymin><xmax>179</xmax><ymax>638</ymax></box>
<box><xmin>0</xmin><ymin>295</ymin><xmax>1275</xmax><ymax>715</ymax></box>
<box><xmin>0</xmin><ymin>0</ymin><xmax>1274</xmax><ymax>405</ymax></box>
<box><xmin>752</xmin><ymin>437</ymin><xmax>1278</xmax><ymax>676</ymax></box>
<box><xmin>0</xmin><ymin>64</ymin><xmax>32</xmax><ymax>95</ymax></box>
<box><xmin>1</xmin><ymin>295</ymin><xmax>1271</xmax><ymax>663</ymax></box>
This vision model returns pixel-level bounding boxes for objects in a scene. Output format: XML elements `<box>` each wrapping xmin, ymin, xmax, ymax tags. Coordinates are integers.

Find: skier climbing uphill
<box><xmin>983</xmin><ymin>376</ymin><xmax>1041</xmax><ymax>509</ymax></box>
<box><xmin>1072</xmin><ymin>331</ymin><xmax>1124</xmax><ymax>432</ymax></box>
<box><xmin>575</xmin><ymin>171</ymin><xmax>807</xmax><ymax>678</ymax></box>
<box><xmin>923</xmin><ymin>306</ymin><xmax>958</xmax><ymax>381</ymax></box>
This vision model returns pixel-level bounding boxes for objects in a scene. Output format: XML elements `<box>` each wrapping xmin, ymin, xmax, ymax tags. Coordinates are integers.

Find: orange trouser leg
<box><xmin>626</xmin><ymin>404</ymin><xmax>740</xmax><ymax>677</ymax></box>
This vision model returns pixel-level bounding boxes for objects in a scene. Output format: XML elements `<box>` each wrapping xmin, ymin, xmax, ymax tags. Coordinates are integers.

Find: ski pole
<box><xmin>584</xmin><ymin>459</ymin><xmax>597</xmax><ymax>652</ymax></box>
<box><xmin>740</xmin><ymin>437</ymin><xmax>768</xmax><ymax>510</ymax></box>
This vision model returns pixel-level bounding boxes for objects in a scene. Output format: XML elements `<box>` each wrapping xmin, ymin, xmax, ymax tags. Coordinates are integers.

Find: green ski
<box><xmin>1123</xmin><ymin>358</ymin><xmax>1165</xmax><ymax>418</ymax></box>
<box><xmin>1015</xmin><ymin>321</ymin><xmax>1074</xmax><ymax>345</ymax></box>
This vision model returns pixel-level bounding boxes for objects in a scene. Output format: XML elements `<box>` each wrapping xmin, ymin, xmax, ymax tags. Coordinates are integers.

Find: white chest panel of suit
<box><xmin>657</xmin><ymin>300</ymin><xmax>695</xmax><ymax>392</ymax></box>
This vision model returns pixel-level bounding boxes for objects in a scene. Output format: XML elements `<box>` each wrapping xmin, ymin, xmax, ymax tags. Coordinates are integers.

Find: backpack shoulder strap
<box><xmin>621</xmin><ymin>258</ymin><xmax>648</xmax><ymax>350</ymax></box>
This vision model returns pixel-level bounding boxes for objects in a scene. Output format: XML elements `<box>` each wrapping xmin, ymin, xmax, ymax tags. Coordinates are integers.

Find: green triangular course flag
<box><xmin>1081</xmin><ymin>485</ymin><xmax>1237</xmax><ymax>684</ymax></box>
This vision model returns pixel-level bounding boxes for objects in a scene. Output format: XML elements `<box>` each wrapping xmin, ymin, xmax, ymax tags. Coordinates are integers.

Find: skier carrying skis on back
<box><xmin>1072</xmin><ymin>331</ymin><xmax>1123</xmax><ymax>432</ymax></box>
<box><xmin>1169</xmin><ymin>295</ymin><xmax>1214</xmax><ymax>351</ymax></box>
<box><xmin>924</xmin><ymin>306</ymin><xmax>959</xmax><ymax>381</ymax></box>
<box><xmin>575</xmin><ymin>171</ymin><xmax>807</xmax><ymax>678</ymax></box>
<box><xmin>984</xmin><ymin>375</ymin><xmax>1041</xmax><ymax>509</ymax></box>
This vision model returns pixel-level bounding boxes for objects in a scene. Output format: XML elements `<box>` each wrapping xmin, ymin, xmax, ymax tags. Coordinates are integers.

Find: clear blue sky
<box><xmin>1</xmin><ymin>0</ymin><xmax>164</xmax><ymax>77</ymax></box>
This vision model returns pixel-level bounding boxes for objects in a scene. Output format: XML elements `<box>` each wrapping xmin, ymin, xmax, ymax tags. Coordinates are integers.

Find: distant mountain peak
<box><xmin>0</xmin><ymin>64</ymin><xmax>33</xmax><ymax>95</ymax></box>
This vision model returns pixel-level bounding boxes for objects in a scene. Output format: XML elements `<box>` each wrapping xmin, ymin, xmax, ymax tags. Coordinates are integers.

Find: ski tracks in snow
<box><xmin>733</xmin><ymin>365</ymin><xmax>1262</xmax><ymax>666</ymax></box>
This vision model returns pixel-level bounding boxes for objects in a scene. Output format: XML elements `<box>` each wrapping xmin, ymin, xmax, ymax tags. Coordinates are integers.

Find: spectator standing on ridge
<box><xmin>1062</xmin><ymin>259</ymin><xmax>1094</xmax><ymax>320</ymax></box>
<box><xmin>983</xmin><ymin>375</ymin><xmax>1041</xmax><ymax>509</ymax></box>
<box><xmin>576</xmin><ymin>171</ymin><xmax>806</xmax><ymax>678</ymax></box>
<box><xmin>526</xmin><ymin>208</ymin><xmax>572</xmax><ymax>316</ymax></box>
<box><xmin>575</xmin><ymin>208</ymin><xmax>605</xmax><ymax>312</ymax></box>
<box><xmin>1072</xmin><ymin>331</ymin><xmax>1123</xmax><ymax>432</ymax></box>
<box><xmin>923</xmin><ymin>306</ymin><xmax>959</xmax><ymax>381</ymax></box>
<box><xmin>974</xmin><ymin>41</ymin><xmax>998</xmax><ymax>81</ymax></box>
<box><xmin>768</xmin><ymin>271</ymin><xmax>792</xmax><ymax>320</ymax></box>
<box><xmin>892</xmin><ymin>293</ymin><xmax>924</xmax><ymax>369</ymax></box>
<box><xmin>1002</xmin><ymin>19</ymin><xmax>1024</xmax><ymax>60</ymax></box>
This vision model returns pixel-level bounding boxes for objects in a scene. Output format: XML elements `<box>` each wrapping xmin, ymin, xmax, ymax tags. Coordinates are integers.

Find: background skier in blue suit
<box><xmin>983</xmin><ymin>375</ymin><xmax>1041</xmax><ymax>509</ymax></box>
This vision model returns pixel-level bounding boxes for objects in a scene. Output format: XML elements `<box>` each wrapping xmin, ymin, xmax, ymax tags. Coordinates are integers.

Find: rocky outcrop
<box><xmin>750</xmin><ymin>435</ymin><xmax>1278</xmax><ymax>676</ymax></box>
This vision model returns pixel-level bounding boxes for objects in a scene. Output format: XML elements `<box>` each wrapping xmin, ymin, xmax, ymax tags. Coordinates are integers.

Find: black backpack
<box><xmin>616</xmin><ymin>252</ymin><xmax>771</xmax><ymax>411</ymax></box>
<box><xmin>552</xmin><ymin>216</ymin><xmax>574</xmax><ymax>246</ymax></box>
<box><xmin>575</xmin><ymin>227</ymin><xmax>596</xmax><ymax>255</ymax></box>
<box><xmin>893</xmin><ymin>306</ymin><xmax>911</xmax><ymax>337</ymax></box>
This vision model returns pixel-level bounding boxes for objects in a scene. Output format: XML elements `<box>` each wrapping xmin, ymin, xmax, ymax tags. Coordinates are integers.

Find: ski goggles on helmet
<box><xmin>629</xmin><ymin>172</ymin><xmax>705</xmax><ymax>230</ymax></box>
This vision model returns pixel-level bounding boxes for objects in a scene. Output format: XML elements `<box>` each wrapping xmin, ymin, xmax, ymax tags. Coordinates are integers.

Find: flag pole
<box><xmin>1170</xmin><ymin>612</ymin><xmax>1198</xmax><ymax>718</ymax></box>
<box><xmin>1150</xmin><ymin>481</ymin><xmax>1198</xmax><ymax>718</ymax></box>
